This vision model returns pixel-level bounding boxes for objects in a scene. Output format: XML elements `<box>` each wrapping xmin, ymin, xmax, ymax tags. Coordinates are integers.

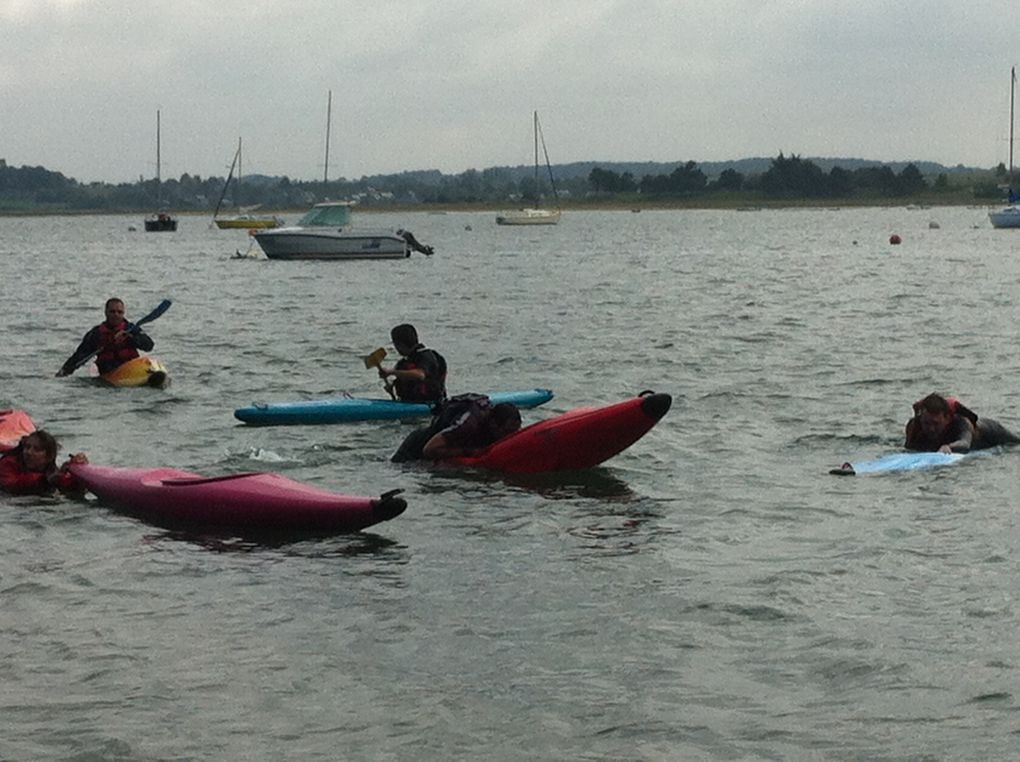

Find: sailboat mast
<box><xmin>237</xmin><ymin>136</ymin><xmax>242</xmax><ymax>206</ymax></box>
<box><xmin>533</xmin><ymin>111</ymin><xmax>539</xmax><ymax>197</ymax></box>
<box><xmin>324</xmin><ymin>89</ymin><xmax>333</xmax><ymax>185</ymax></box>
<box><xmin>1010</xmin><ymin>66</ymin><xmax>1016</xmax><ymax>180</ymax></box>
<box><xmin>155</xmin><ymin>109</ymin><xmax>161</xmax><ymax>185</ymax></box>
<box><xmin>536</xmin><ymin>114</ymin><xmax>560</xmax><ymax>206</ymax></box>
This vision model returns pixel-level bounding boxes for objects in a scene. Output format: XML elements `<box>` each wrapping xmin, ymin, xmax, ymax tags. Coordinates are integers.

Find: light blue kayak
<box><xmin>234</xmin><ymin>388</ymin><xmax>554</xmax><ymax>426</ymax></box>
<box><xmin>830</xmin><ymin>450</ymin><xmax>989</xmax><ymax>475</ymax></box>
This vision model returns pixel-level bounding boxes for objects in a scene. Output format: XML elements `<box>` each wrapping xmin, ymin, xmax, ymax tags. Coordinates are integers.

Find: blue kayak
<box><xmin>830</xmin><ymin>450</ymin><xmax>989</xmax><ymax>475</ymax></box>
<box><xmin>234</xmin><ymin>388</ymin><xmax>554</xmax><ymax>426</ymax></box>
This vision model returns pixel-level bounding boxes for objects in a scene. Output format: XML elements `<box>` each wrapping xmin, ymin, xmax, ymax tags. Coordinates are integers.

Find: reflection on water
<box><xmin>502</xmin><ymin>466</ymin><xmax>638</xmax><ymax>501</ymax></box>
<box><xmin>142</xmin><ymin>528</ymin><xmax>406</xmax><ymax>557</ymax></box>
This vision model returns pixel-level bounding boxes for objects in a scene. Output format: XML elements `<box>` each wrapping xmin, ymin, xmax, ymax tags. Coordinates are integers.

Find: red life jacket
<box><xmin>96</xmin><ymin>321</ymin><xmax>140</xmax><ymax>369</ymax></box>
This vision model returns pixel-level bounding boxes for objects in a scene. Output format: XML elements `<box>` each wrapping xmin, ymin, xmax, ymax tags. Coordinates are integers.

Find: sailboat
<box><xmin>144</xmin><ymin>109</ymin><xmax>178</xmax><ymax>232</ymax></box>
<box><xmin>989</xmin><ymin>66</ymin><xmax>1020</xmax><ymax>229</ymax></box>
<box><xmin>212</xmin><ymin>137</ymin><xmax>283</xmax><ymax>229</ymax></box>
<box><xmin>496</xmin><ymin>111</ymin><xmax>562</xmax><ymax>226</ymax></box>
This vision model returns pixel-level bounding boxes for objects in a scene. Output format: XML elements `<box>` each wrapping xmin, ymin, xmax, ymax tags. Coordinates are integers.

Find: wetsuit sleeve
<box><xmin>129</xmin><ymin>326</ymin><xmax>154</xmax><ymax>352</ymax></box>
<box><xmin>0</xmin><ymin>456</ymin><xmax>47</xmax><ymax>495</ymax></box>
<box><xmin>423</xmin><ymin>411</ymin><xmax>482</xmax><ymax>459</ymax></box>
<box><xmin>59</xmin><ymin>326</ymin><xmax>102</xmax><ymax>375</ymax></box>
<box><xmin>944</xmin><ymin>416</ymin><xmax>975</xmax><ymax>453</ymax></box>
<box><xmin>975</xmin><ymin>418</ymin><xmax>1020</xmax><ymax>448</ymax></box>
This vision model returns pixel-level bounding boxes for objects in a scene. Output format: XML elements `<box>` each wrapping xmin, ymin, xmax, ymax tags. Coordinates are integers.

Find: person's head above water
<box><xmin>390</xmin><ymin>324</ymin><xmax>420</xmax><ymax>355</ymax></box>
<box><xmin>104</xmin><ymin>297</ymin><xmax>126</xmax><ymax>327</ymax></box>
<box><xmin>14</xmin><ymin>430</ymin><xmax>60</xmax><ymax>472</ymax></box>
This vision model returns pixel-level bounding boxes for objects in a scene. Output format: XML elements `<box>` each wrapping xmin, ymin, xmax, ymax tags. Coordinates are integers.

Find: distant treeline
<box><xmin>0</xmin><ymin>154</ymin><xmax>1010</xmax><ymax>212</ymax></box>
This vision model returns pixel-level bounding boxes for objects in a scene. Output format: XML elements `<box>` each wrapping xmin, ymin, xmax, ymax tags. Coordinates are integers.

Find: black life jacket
<box><xmin>429</xmin><ymin>393</ymin><xmax>492</xmax><ymax>432</ymax></box>
<box><xmin>390</xmin><ymin>393</ymin><xmax>491</xmax><ymax>463</ymax></box>
<box><xmin>394</xmin><ymin>346</ymin><xmax>447</xmax><ymax>402</ymax></box>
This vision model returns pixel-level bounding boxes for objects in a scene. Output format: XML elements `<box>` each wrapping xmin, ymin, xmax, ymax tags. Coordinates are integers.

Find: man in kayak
<box><xmin>55</xmin><ymin>298</ymin><xmax>154</xmax><ymax>377</ymax></box>
<box><xmin>391</xmin><ymin>394</ymin><xmax>522</xmax><ymax>462</ymax></box>
<box><xmin>377</xmin><ymin>324</ymin><xmax>447</xmax><ymax>403</ymax></box>
<box><xmin>904</xmin><ymin>393</ymin><xmax>1020</xmax><ymax>453</ymax></box>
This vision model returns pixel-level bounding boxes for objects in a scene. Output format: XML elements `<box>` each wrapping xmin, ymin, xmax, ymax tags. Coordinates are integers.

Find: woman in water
<box><xmin>0</xmin><ymin>430</ymin><xmax>88</xmax><ymax>495</ymax></box>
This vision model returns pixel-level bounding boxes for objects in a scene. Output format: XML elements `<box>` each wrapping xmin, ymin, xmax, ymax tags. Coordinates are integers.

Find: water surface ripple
<box><xmin>2</xmin><ymin>206</ymin><xmax>1019</xmax><ymax>759</ymax></box>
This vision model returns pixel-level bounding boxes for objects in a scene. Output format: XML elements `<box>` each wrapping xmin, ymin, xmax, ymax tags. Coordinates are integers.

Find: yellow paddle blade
<box><xmin>363</xmin><ymin>347</ymin><xmax>387</xmax><ymax>369</ymax></box>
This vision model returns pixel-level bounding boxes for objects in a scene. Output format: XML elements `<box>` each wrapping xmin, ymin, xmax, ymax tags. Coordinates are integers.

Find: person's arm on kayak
<box><xmin>55</xmin><ymin>327</ymin><xmax>101</xmax><ymax>377</ymax></box>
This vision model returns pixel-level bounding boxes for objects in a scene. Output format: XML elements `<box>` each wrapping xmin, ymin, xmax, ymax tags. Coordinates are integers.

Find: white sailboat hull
<box><xmin>496</xmin><ymin>208</ymin><xmax>561</xmax><ymax>226</ymax></box>
<box><xmin>989</xmin><ymin>206</ymin><xmax>1020</xmax><ymax>228</ymax></box>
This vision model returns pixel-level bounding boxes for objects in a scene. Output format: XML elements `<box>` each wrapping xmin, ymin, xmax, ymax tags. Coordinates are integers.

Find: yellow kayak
<box><xmin>100</xmin><ymin>356</ymin><xmax>170</xmax><ymax>388</ymax></box>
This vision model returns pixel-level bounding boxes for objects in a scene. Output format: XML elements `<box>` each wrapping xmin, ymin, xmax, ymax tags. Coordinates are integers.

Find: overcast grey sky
<box><xmin>2</xmin><ymin>0</ymin><xmax>1018</xmax><ymax>183</ymax></box>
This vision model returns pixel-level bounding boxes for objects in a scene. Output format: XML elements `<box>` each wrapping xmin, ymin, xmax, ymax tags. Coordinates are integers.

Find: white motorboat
<box><xmin>252</xmin><ymin>202</ymin><xmax>433</xmax><ymax>260</ymax></box>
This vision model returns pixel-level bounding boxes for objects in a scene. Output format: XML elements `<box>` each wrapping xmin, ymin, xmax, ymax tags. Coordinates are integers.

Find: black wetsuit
<box><xmin>904</xmin><ymin>414</ymin><xmax>1020</xmax><ymax>452</ymax></box>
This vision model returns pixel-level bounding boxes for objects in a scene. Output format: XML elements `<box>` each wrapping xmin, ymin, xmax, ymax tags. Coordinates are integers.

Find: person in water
<box><xmin>904</xmin><ymin>393</ymin><xmax>1020</xmax><ymax>453</ymax></box>
<box><xmin>377</xmin><ymin>323</ymin><xmax>447</xmax><ymax>403</ymax></box>
<box><xmin>56</xmin><ymin>297</ymin><xmax>155</xmax><ymax>377</ymax></box>
<box><xmin>0</xmin><ymin>430</ymin><xmax>88</xmax><ymax>496</ymax></box>
<box><xmin>392</xmin><ymin>394</ymin><xmax>522</xmax><ymax>462</ymax></box>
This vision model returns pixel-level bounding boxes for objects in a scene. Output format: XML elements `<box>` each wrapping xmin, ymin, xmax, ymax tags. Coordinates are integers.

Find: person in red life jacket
<box><xmin>904</xmin><ymin>393</ymin><xmax>1020</xmax><ymax>453</ymax></box>
<box><xmin>377</xmin><ymin>323</ymin><xmax>447</xmax><ymax>403</ymax></box>
<box><xmin>55</xmin><ymin>297</ymin><xmax>155</xmax><ymax>376</ymax></box>
<box><xmin>0</xmin><ymin>430</ymin><xmax>88</xmax><ymax>496</ymax></box>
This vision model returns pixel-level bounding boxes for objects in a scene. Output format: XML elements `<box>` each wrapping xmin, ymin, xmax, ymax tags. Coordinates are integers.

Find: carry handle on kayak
<box><xmin>69</xmin><ymin>298</ymin><xmax>173</xmax><ymax>372</ymax></box>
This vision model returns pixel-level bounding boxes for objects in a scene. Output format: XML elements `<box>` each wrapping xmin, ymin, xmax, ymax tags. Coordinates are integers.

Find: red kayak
<box><xmin>70</xmin><ymin>463</ymin><xmax>406</xmax><ymax>532</ymax></box>
<box><xmin>447</xmin><ymin>391</ymin><xmax>672</xmax><ymax>474</ymax></box>
<box><xmin>0</xmin><ymin>408</ymin><xmax>36</xmax><ymax>452</ymax></box>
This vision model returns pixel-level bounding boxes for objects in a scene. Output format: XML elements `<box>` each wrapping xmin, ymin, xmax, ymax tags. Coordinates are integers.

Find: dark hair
<box><xmin>105</xmin><ymin>297</ymin><xmax>125</xmax><ymax>310</ymax></box>
<box><xmin>391</xmin><ymin>323</ymin><xmax>419</xmax><ymax>347</ymax></box>
<box><xmin>490</xmin><ymin>403</ymin><xmax>521</xmax><ymax>431</ymax></box>
<box><xmin>14</xmin><ymin>430</ymin><xmax>60</xmax><ymax>467</ymax></box>
<box><xmin>914</xmin><ymin>393</ymin><xmax>950</xmax><ymax>415</ymax></box>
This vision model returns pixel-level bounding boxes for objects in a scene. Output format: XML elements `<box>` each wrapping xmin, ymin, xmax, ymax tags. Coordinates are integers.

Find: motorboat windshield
<box><xmin>296</xmin><ymin>202</ymin><xmax>354</xmax><ymax>227</ymax></box>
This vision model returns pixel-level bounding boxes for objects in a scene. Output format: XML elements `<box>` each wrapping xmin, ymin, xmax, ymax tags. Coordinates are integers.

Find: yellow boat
<box><xmin>214</xmin><ymin>214</ymin><xmax>283</xmax><ymax>230</ymax></box>
<box><xmin>100</xmin><ymin>356</ymin><xmax>170</xmax><ymax>388</ymax></box>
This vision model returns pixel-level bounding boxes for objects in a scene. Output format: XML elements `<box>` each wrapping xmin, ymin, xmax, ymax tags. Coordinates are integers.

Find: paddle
<box><xmin>363</xmin><ymin>347</ymin><xmax>396</xmax><ymax>400</ymax></box>
<box><xmin>66</xmin><ymin>299</ymin><xmax>172</xmax><ymax>373</ymax></box>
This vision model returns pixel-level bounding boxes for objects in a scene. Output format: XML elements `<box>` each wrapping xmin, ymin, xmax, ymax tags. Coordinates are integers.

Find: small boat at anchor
<box><xmin>252</xmin><ymin>202</ymin><xmax>434</xmax><ymax>260</ymax></box>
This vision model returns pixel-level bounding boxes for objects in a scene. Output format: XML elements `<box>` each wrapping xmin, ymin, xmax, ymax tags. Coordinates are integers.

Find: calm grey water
<box><xmin>2</xmin><ymin>206</ymin><xmax>1020</xmax><ymax>760</ymax></box>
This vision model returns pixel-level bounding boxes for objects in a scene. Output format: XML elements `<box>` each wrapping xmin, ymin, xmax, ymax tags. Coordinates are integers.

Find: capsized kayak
<box><xmin>70</xmin><ymin>463</ymin><xmax>407</xmax><ymax>532</ymax></box>
<box><xmin>0</xmin><ymin>408</ymin><xmax>36</xmax><ymax>452</ymax></box>
<box><xmin>442</xmin><ymin>391</ymin><xmax>672</xmax><ymax>474</ymax></box>
<box><xmin>829</xmin><ymin>450</ymin><xmax>990</xmax><ymax>475</ymax></box>
<box><xmin>100</xmin><ymin>356</ymin><xmax>169</xmax><ymax>388</ymax></box>
<box><xmin>234</xmin><ymin>388</ymin><xmax>554</xmax><ymax>426</ymax></box>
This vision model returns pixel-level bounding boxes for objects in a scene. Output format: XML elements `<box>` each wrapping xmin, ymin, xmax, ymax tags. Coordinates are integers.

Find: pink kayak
<box><xmin>0</xmin><ymin>408</ymin><xmax>36</xmax><ymax>452</ymax></box>
<box><xmin>447</xmin><ymin>391</ymin><xmax>672</xmax><ymax>474</ymax></box>
<box><xmin>70</xmin><ymin>463</ymin><xmax>406</xmax><ymax>532</ymax></box>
